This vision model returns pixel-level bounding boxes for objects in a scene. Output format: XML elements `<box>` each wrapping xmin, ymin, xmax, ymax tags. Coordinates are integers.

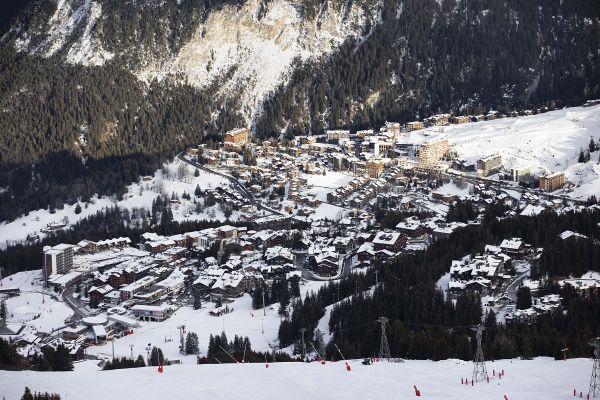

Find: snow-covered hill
<box><xmin>0</xmin><ymin>159</ymin><xmax>234</xmax><ymax>247</ymax></box>
<box><xmin>0</xmin><ymin>356</ymin><xmax>595</xmax><ymax>399</ymax></box>
<box><xmin>404</xmin><ymin>105</ymin><xmax>600</xmax><ymax>199</ymax></box>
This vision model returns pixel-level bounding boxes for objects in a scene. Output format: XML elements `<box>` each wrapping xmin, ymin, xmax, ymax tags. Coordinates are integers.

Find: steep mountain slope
<box><xmin>256</xmin><ymin>0</ymin><xmax>600</xmax><ymax>136</ymax></box>
<box><xmin>0</xmin><ymin>0</ymin><xmax>598</xmax><ymax>221</ymax></box>
<box><xmin>3</xmin><ymin>0</ymin><xmax>384</xmax><ymax>123</ymax></box>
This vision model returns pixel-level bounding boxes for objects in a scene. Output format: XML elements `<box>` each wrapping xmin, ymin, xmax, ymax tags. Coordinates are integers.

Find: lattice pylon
<box><xmin>590</xmin><ymin>338</ymin><xmax>600</xmax><ymax>398</ymax></box>
<box><xmin>377</xmin><ymin>317</ymin><xmax>391</xmax><ymax>360</ymax></box>
<box><xmin>472</xmin><ymin>325</ymin><xmax>488</xmax><ymax>383</ymax></box>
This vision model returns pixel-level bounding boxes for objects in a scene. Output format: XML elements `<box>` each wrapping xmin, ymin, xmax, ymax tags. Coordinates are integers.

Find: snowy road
<box><xmin>177</xmin><ymin>152</ymin><xmax>282</xmax><ymax>216</ymax></box>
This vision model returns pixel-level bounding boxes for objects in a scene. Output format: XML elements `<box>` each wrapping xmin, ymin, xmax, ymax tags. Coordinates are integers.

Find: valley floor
<box><xmin>0</xmin><ymin>357</ymin><xmax>594</xmax><ymax>400</ymax></box>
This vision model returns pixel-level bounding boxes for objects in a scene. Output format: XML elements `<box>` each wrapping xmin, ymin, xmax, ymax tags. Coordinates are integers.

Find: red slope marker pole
<box><xmin>334</xmin><ymin>343</ymin><xmax>350</xmax><ymax>371</ymax></box>
<box><xmin>413</xmin><ymin>385</ymin><xmax>421</xmax><ymax>397</ymax></box>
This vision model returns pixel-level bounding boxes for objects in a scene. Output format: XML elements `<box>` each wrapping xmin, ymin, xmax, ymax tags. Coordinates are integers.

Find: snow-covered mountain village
<box><xmin>2</xmin><ymin>0</ymin><xmax>600</xmax><ymax>397</ymax></box>
<box><xmin>1</xmin><ymin>103</ymin><xmax>600</xmax><ymax>399</ymax></box>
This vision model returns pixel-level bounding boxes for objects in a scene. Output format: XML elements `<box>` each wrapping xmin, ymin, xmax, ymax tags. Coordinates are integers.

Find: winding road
<box><xmin>177</xmin><ymin>152</ymin><xmax>282</xmax><ymax>216</ymax></box>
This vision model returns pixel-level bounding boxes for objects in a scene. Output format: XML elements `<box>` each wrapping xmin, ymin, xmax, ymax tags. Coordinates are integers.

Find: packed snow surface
<box><xmin>303</xmin><ymin>171</ymin><xmax>354</xmax><ymax>202</ymax></box>
<box><xmin>408</xmin><ymin>105</ymin><xmax>600</xmax><ymax>171</ymax></box>
<box><xmin>407</xmin><ymin>105</ymin><xmax>600</xmax><ymax>199</ymax></box>
<box><xmin>0</xmin><ymin>357</ymin><xmax>594</xmax><ymax>400</ymax></box>
<box><xmin>0</xmin><ymin>270</ymin><xmax>73</xmax><ymax>335</ymax></box>
<box><xmin>86</xmin><ymin>279</ymin><xmax>327</xmax><ymax>362</ymax></box>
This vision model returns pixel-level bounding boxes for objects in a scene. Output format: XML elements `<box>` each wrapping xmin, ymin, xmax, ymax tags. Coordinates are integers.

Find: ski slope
<box><xmin>405</xmin><ymin>105</ymin><xmax>600</xmax><ymax>199</ymax></box>
<box><xmin>0</xmin><ymin>357</ymin><xmax>594</xmax><ymax>400</ymax></box>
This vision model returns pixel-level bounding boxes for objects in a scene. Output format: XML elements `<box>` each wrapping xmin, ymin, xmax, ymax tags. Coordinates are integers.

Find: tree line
<box><xmin>279</xmin><ymin>207</ymin><xmax>600</xmax><ymax>360</ymax></box>
<box><xmin>255</xmin><ymin>0</ymin><xmax>600</xmax><ymax>137</ymax></box>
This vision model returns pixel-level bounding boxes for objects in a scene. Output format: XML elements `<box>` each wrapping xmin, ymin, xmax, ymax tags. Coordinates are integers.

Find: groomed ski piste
<box><xmin>0</xmin><ymin>356</ymin><xmax>596</xmax><ymax>399</ymax></box>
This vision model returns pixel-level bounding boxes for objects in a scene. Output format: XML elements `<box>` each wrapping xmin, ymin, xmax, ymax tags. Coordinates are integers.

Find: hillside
<box><xmin>0</xmin><ymin>357</ymin><xmax>595</xmax><ymax>400</ymax></box>
<box><xmin>0</xmin><ymin>1</ymin><xmax>598</xmax><ymax>163</ymax></box>
<box><xmin>0</xmin><ymin>1</ymin><xmax>598</xmax><ymax>222</ymax></box>
<box><xmin>403</xmin><ymin>104</ymin><xmax>600</xmax><ymax>199</ymax></box>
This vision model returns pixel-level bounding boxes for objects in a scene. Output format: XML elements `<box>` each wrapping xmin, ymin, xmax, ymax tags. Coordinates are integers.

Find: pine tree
<box><xmin>21</xmin><ymin>387</ymin><xmax>34</xmax><ymax>400</ymax></box>
<box><xmin>74</xmin><ymin>203</ymin><xmax>82</xmax><ymax>214</ymax></box>
<box><xmin>520</xmin><ymin>336</ymin><xmax>533</xmax><ymax>360</ymax></box>
<box><xmin>194</xmin><ymin>168</ymin><xmax>200</xmax><ymax>177</ymax></box>
<box><xmin>185</xmin><ymin>332</ymin><xmax>199</xmax><ymax>355</ymax></box>
<box><xmin>252</xmin><ymin>285</ymin><xmax>264</xmax><ymax>310</ymax></box>
<box><xmin>485</xmin><ymin>309</ymin><xmax>497</xmax><ymax>328</ymax></box>
<box><xmin>0</xmin><ymin>300</ymin><xmax>6</xmax><ymax>320</ymax></box>
<box><xmin>134</xmin><ymin>354</ymin><xmax>146</xmax><ymax>367</ymax></box>
<box><xmin>161</xmin><ymin>206</ymin><xmax>173</xmax><ymax>225</ymax></box>
<box><xmin>193</xmin><ymin>291</ymin><xmax>202</xmax><ymax>310</ymax></box>
<box><xmin>149</xmin><ymin>347</ymin><xmax>164</xmax><ymax>366</ymax></box>
<box><xmin>313</xmin><ymin>329</ymin><xmax>325</xmax><ymax>359</ymax></box>
<box><xmin>290</xmin><ymin>277</ymin><xmax>301</xmax><ymax>298</ymax></box>
<box><xmin>516</xmin><ymin>286</ymin><xmax>532</xmax><ymax>310</ymax></box>
<box><xmin>223</xmin><ymin>206</ymin><xmax>232</xmax><ymax>220</ymax></box>
<box><xmin>53</xmin><ymin>345</ymin><xmax>74</xmax><ymax>371</ymax></box>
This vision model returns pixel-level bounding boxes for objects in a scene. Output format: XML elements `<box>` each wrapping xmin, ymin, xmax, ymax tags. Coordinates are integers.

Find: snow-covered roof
<box><xmin>500</xmin><ymin>239</ymin><xmax>523</xmax><ymax>250</ymax></box>
<box><xmin>372</xmin><ymin>232</ymin><xmax>401</xmax><ymax>245</ymax></box>
<box><xmin>558</xmin><ymin>230</ymin><xmax>587</xmax><ymax>240</ymax></box>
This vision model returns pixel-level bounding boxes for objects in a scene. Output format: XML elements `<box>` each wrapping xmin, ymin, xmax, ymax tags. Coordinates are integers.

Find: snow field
<box><xmin>88</xmin><ymin>279</ymin><xmax>329</xmax><ymax>362</ymax></box>
<box><xmin>406</xmin><ymin>105</ymin><xmax>600</xmax><ymax>199</ymax></box>
<box><xmin>0</xmin><ymin>357</ymin><xmax>594</xmax><ymax>400</ymax></box>
<box><xmin>0</xmin><ymin>159</ymin><xmax>232</xmax><ymax>247</ymax></box>
<box><xmin>303</xmin><ymin>171</ymin><xmax>355</xmax><ymax>202</ymax></box>
<box><xmin>1</xmin><ymin>270</ymin><xmax>73</xmax><ymax>335</ymax></box>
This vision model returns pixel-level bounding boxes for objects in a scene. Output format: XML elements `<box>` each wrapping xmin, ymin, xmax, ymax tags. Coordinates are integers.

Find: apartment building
<box><xmin>476</xmin><ymin>154</ymin><xmax>503</xmax><ymax>176</ymax></box>
<box><xmin>539</xmin><ymin>172</ymin><xmax>565</xmax><ymax>192</ymax></box>
<box><xmin>224</xmin><ymin>128</ymin><xmax>250</xmax><ymax>145</ymax></box>
<box><xmin>366</xmin><ymin>160</ymin><xmax>385</xmax><ymax>178</ymax></box>
<box><xmin>43</xmin><ymin>244</ymin><xmax>74</xmax><ymax>278</ymax></box>
<box><xmin>326</xmin><ymin>129</ymin><xmax>350</xmax><ymax>142</ymax></box>
<box><xmin>419</xmin><ymin>139</ymin><xmax>450</xmax><ymax>165</ymax></box>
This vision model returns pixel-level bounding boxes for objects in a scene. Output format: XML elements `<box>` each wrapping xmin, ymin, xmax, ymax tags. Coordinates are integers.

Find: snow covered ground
<box><xmin>303</xmin><ymin>171</ymin><xmax>355</xmax><ymax>202</ymax></box>
<box><xmin>405</xmin><ymin>105</ymin><xmax>600</xmax><ymax>199</ymax></box>
<box><xmin>310</xmin><ymin>203</ymin><xmax>347</xmax><ymax>221</ymax></box>
<box><xmin>0</xmin><ymin>357</ymin><xmax>595</xmax><ymax>400</ymax></box>
<box><xmin>1</xmin><ymin>270</ymin><xmax>73</xmax><ymax>336</ymax></box>
<box><xmin>0</xmin><ymin>159</ymin><xmax>235</xmax><ymax>247</ymax></box>
<box><xmin>433</xmin><ymin>181</ymin><xmax>474</xmax><ymax>198</ymax></box>
<box><xmin>87</xmin><ymin>279</ymin><xmax>329</xmax><ymax>362</ymax></box>
<box><xmin>87</xmin><ymin>294</ymin><xmax>282</xmax><ymax>362</ymax></box>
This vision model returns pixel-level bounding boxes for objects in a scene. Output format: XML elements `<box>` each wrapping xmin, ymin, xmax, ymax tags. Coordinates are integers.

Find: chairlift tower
<box><xmin>590</xmin><ymin>337</ymin><xmax>600</xmax><ymax>398</ymax></box>
<box><xmin>472</xmin><ymin>325</ymin><xmax>488</xmax><ymax>382</ymax></box>
<box><xmin>177</xmin><ymin>325</ymin><xmax>185</xmax><ymax>354</ymax></box>
<box><xmin>377</xmin><ymin>317</ymin><xmax>391</xmax><ymax>360</ymax></box>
